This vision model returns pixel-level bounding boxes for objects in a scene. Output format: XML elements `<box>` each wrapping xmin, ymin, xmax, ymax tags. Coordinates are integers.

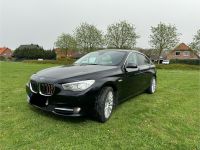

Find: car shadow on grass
<box><xmin>27</xmin><ymin>92</ymin><xmax>152</xmax><ymax>124</ymax></box>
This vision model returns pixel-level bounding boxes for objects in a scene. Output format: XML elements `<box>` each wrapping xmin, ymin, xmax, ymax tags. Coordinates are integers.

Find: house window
<box><xmin>175</xmin><ymin>51</ymin><xmax>180</xmax><ymax>56</ymax></box>
<box><xmin>183</xmin><ymin>51</ymin><xmax>190</xmax><ymax>56</ymax></box>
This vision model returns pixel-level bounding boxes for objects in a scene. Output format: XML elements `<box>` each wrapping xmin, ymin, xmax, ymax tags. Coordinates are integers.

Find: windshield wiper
<box><xmin>87</xmin><ymin>63</ymin><xmax>98</xmax><ymax>65</ymax></box>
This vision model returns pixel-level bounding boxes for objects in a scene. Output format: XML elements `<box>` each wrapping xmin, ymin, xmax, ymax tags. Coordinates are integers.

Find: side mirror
<box><xmin>126</xmin><ymin>63</ymin><xmax>138</xmax><ymax>68</ymax></box>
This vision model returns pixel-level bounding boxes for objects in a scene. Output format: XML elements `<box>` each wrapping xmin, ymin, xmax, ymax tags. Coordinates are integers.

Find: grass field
<box><xmin>0</xmin><ymin>62</ymin><xmax>200</xmax><ymax>149</ymax></box>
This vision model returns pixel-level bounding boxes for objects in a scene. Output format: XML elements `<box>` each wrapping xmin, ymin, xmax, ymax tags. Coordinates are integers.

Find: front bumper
<box><xmin>26</xmin><ymin>83</ymin><xmax>98</xmax><ymax>116</ymax></box>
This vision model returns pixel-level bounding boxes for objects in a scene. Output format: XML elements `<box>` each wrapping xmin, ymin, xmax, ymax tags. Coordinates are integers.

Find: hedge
<box><xmin>170</xmin><ymin>59</ymin><xmax>200</xmax><ymax>65</ymax></box>
<box><xmin>0</xmin><ymin>56</ymin><xmax>6</xmax><ymax>61</ymax></box>
<box><xmin>156</xmin><ymin>64</ymin><xmax>200</xmax><ymax>70</ymax></box>
<box><xmin>13</xmin><ymin>48</ymin><xmax>56</xmax><ymax>60</ymax></box>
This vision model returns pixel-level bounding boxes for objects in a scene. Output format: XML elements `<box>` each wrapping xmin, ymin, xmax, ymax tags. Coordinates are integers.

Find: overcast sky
<box><xmin>0</xmin><ymin>0</ymin><xmax>199</xmax><ymax>49</ymax></box>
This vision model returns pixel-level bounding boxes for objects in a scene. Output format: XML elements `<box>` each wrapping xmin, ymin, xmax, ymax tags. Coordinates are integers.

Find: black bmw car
<box><xmin>26</xmin><ymin>49</ymin><xmax>156</xmax><ymax>122</ymax></box>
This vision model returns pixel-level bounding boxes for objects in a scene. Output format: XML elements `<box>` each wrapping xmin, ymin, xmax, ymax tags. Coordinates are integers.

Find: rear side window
<box><xmin>136</xmin><ymin>53</ymin><xmax>150</xmax><ymax>66</ymax></box>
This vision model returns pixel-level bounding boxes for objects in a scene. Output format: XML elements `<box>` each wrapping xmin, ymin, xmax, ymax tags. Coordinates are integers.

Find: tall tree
<box><xmin>189</xmin><ymin>29</ymin><xmax>200</xmax><ymax>52</ymax></box>
<box><xmin>149</xmin><ymin>22</ymin><xmax>180</xmax><ymax>63</ymax></box>
<box><xmin>54</xmin><ymin>33</ymin><xmax>77</xmax><ymax>50</ymax></box>
<box><xmin>105</xmin><ymin>21</ymin><xmax>139</xmax><ymax>49</ymax></box>
<box><xmin>74</xmin><ymin>23</ymin><xmax>104</xmax><ymax>52</ymax></box>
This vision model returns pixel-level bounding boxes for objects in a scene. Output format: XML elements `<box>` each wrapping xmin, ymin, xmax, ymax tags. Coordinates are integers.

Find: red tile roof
<box><xmin>173</xmin><ymin>43</ymin><xmax>191</xmax><ymax>51</ymax></box>
<box><xmin>0</xmin><ymin>47</ymin><xmax>11</xmax><ymax>54</ymax></box>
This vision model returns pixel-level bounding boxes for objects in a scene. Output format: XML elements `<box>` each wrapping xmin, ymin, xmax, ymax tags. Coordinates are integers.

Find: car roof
<box><xmin>97</xmin><ymin>49</ymin><xmax>149</xmax><ymax>58</ymax></box>
<box><xmin>97</xmin><ymin>49</ymin><xmax>139</xmax><ymax>53</ymax></box>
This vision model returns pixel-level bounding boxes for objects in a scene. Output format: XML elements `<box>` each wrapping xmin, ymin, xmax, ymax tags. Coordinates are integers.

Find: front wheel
<box><xmin>94</xmin><ymin>87</ymin><xmax>114</xmax><ymax>123</ymax></box>
<box><xmin>147</xmin><ymin>77</ymin><xmax>156</xmax><ymax>94</ymax></box>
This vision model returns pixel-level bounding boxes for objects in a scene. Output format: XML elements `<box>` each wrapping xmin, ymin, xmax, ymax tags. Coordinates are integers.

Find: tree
<box><xmin>149</xmin><ymin>22</ymin><xmax>180</xmax><ymax>63</ymax></box>
<box><xmin>74</xmin><ymin>23</ymin><xmax>104</xmax><ymax>52</ymax></box>
<box><xmin>54</xmin><ymin>33</ymin><xmax>77</xmax><ymax>50</ymax></box>
<box><xmin>190</xmin><ymin>29</ymin><xmax>200</xmax><ymax>52</ymax></box>
<box><xmin>105</xmin><ymin>21</ymin><xmax>139</xmax><ymax>49</ymax></box>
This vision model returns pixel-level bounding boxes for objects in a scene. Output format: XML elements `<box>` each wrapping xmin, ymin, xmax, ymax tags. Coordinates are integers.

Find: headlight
<box><xmin>62</xmin><ymin>80</ymin><xmax>95</xmax><ymax>91</ymax></box>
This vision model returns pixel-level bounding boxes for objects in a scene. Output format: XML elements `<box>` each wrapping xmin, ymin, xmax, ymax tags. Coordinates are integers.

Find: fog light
<box><xmin>45</xmin><ymin>100</ymin><xmax>49</xmax><ymax>106</ymax></box>
<box><xmin>73</xmin><ymin>107</ymin><xmax>81</xmax><ymax>113</ymax></box>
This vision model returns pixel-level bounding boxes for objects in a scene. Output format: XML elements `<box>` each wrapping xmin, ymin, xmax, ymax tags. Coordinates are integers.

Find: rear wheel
<box><xmin>94</xmin><ymin>87</ymin><xmax>114</xmax><ymax>123</ymax></box>
<box><xmin>147</xmin><ymin>76</ymin><xmax>156</xmax><ymax>94</ymax></box>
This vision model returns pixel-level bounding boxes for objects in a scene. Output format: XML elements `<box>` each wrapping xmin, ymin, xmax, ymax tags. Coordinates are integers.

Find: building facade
<box><xmin>167</xmin><ymin>43</ymin><xmax>199</xmax><ymax>60</ymax></box>
<box><xmin>0</xmin><ymin>47</ymin><xmax>12</xmax><ymax>58</ymax></box>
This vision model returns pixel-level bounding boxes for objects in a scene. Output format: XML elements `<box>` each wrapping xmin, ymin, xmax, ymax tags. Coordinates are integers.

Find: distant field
<box><xmin>0</xmin><ymin>62</ymin><xmax>200</xmax><ymax>149</ymax></box>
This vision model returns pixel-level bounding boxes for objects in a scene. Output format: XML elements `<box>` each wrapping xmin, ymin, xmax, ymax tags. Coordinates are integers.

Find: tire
<box><xmin>147</xmin><ymin>76</ymin><xmax>156</xmax><ymax>94</ymax></box>
<box><xmin>94</xmin><ymin>86</ymin><xmax>114</xmax><ymax>123</ymax></box>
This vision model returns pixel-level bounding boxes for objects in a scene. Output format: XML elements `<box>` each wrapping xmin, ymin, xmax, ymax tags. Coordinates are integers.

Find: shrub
<box><xmin>170</xmin><ymin>59</ymin><xmax>200</xmax><ymax>65</ymax></box>
<box><xmin>13</xmin><ymin>44</ymin><xmax>56</xmax><ymax>60</ymax></box>
<box><xmin>0</xmin><ymin>56</ymin><xmax>6</xmax><ymax>61</ymax></box>
<box><xmin>43</xmin><ymin>50</ymin><xmax>56</xmax><ymax>60</ymax></box>
<box><xmin>156</xmin><ymin>64</ymin><xmax>200</xmax><ymax>70</ymax></box>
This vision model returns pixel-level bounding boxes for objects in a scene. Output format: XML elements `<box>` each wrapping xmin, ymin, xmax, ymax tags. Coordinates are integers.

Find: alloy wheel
<box><xmin>104</xmin><ymin>91</ymin><xmax>114</xmax><ymax>119</ymax></box>
<box><xmin>151</xmin><ymin>78</ymin><xmax>156</xmax><ymax>93</ymax></box>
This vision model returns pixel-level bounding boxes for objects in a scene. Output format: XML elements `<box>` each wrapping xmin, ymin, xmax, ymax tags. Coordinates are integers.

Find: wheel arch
<box><xmin>100</xmin><ymin>81</ymin><xmax>119</xmax><ymax>105</ymax></box>
<box><xmin>101</xmin><ymin>81</ymin><xmax>117</xmax><ymax>92</ymax></box>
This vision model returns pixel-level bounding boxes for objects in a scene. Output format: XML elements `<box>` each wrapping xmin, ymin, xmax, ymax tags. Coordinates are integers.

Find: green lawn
<box><xmin>0</xmin><ymin>62</ymin><xmax>200</xmax><ymax>150</ymax></box>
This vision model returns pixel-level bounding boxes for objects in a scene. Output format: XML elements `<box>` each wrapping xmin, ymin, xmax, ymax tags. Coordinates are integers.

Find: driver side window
<box><xmin>136</xmin><ymin>53</ymin><xmax>150</xmax><ymax>66</ymax></box>
<box><xmin>127</xmin><ymin>52</ymin><xmax>138</xmax><ymax>65</ymax></box>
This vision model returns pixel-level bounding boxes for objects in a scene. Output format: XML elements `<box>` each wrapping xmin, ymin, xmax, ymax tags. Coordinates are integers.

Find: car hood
<box><xmin>32</xmin><ymin>65</ymin><xmax>118</xmax><ymax>80</ymax></box>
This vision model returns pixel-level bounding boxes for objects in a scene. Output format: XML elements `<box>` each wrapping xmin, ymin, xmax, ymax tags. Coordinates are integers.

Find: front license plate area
<box><xmin>30</xmin><ymin>94</ymin><xmax>48</xmax><ymax>107</ymax></box>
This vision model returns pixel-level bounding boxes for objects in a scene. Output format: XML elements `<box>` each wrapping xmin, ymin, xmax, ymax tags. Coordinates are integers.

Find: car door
<box><xmin>136</xmin><ymin>53</ymin><xmax>152</xmax><ymax>91</ymax></box>
<box><xmin>119</xmin><ymin>52</ymin><xmax>142</xmax><ymax>101</ymax></box>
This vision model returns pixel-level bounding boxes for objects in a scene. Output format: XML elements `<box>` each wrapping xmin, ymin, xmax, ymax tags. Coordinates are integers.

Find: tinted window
<box><xmin>136</xmin><ymin>53</ymin><xmax>150</xmax><ymax>66</ymax></box>
<box><xmin>127</xmin><ymin>52</ymin><xmax>137</xmax><ymax>65</ymax></box>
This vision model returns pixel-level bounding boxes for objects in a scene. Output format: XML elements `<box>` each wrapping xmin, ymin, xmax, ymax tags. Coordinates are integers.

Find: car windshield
<box><xmin>74</xmin><ymin>51</ymin><xmax>126</xmax><ymax>66</ymax></box>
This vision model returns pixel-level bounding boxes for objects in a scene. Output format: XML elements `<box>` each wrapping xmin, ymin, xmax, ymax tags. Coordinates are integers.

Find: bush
<box><xmin>43</xmin><ymin>50</ymin><xmax>56</xmax><ymax>60</ymax></box>
<box><xmin>156</xmin><ymin>64</ymin><xmax>200</xmax><ymax>70</ymax></box>
<box><xmin>170</xmin><ymin>59</ymin><xmax>200</xmax><ymax>65</ymax></box>
<box><xmin>13</xmin><ymin>44</ymin><xmax>56</xmax><ymax>60</ymax></box>
<box><xmin>13</xmin><ymin>49</ymin><xmax>56</xmax><ymax>60</ymax></box>
<box><xmin>0</xmin><ymin>56</ymin><xmax>6</xmax><ymax>61</ymax></box>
